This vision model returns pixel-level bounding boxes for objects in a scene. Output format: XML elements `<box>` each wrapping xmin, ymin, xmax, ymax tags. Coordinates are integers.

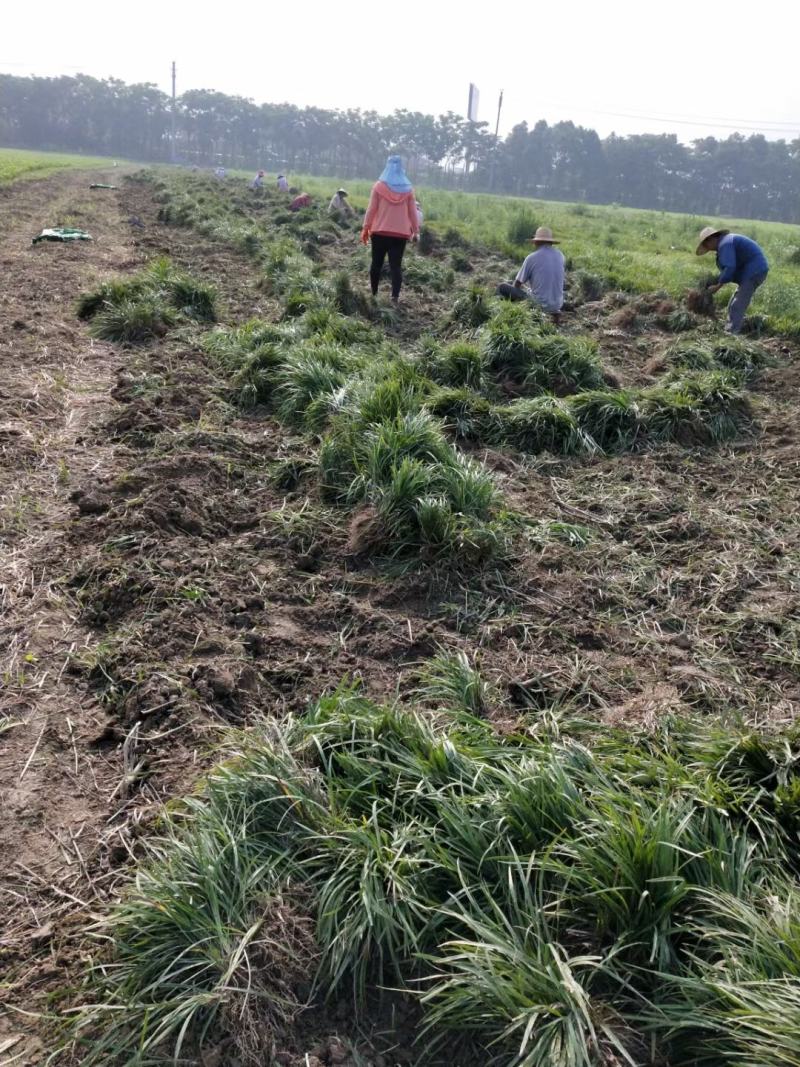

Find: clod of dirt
<box><xmin>73</xmin><ymin>491</ymin><xmax>110</xmax><ymax>515</ymax></box>
<box><xmin>207</xmin><ymin>666</ymin><xmax>236</xmax><ymax>699</ymax></box>
<box><xmin>345</xmin><ymin>506</ymin><xmax>385</xmax><ymax>556</ymax></box>
<box><xmin>608</xmin><ymin>305</ymin><xmax>640</xmax><ymax>331</ymax></box>
<box><xmin>686</xmin><ymin>286</ymin><xmax>716</xmax><ymax>316</ymax></box>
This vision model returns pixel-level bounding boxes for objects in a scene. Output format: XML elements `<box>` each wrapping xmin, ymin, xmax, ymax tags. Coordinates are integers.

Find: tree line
<box><xmin>1</xmin><ymin>73</ymin><xmax>799</xmax><ymax>222</ymax></box>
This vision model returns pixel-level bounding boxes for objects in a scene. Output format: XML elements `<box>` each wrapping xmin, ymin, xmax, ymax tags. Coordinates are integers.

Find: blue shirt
<box><xmin>717</xmin><ymin>234</ymin><xmax>768</xmax><ymax>285</ymax></box>
<box><xmin>515</xmin><ymin>246</ymin><xmax>565</xmax><ymax>312</ymax></box>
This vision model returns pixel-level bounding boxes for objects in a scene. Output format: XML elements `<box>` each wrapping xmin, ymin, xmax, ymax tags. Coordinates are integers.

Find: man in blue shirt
<box><xmin>696</xmin><ymin>226</ymin><xmax>769</xmax><ymax>334</ymax></box>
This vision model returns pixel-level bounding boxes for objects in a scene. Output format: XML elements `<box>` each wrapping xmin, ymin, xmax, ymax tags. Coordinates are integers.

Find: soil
<box><xmin>1</xmin><ymin>169</ymin><xmax>799</xmax><ymax>1066</ymax></box>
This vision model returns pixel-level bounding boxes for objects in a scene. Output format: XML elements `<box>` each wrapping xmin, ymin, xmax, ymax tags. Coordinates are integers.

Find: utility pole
<box><xmin>170</xmin><ymin>61</ymin><xmax>177</xmax><ymax>163</ymax></box>
<box><xmin>489</xmin><ymin>89</ymin><xmax>504</xmax><ymax>192</ymax></box>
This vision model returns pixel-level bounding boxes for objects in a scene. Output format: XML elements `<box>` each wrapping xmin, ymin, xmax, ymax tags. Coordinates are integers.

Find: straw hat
<box><xmin>337</xmin><ymin>188</ymin><xmax>348</xmax><ymax>196</ymax></box>
<box><xmin>531</xmin><ymin>226</ymin><xmax>559</xmax><ymax>244</ymax></box>
<box><xmin>696</xmin><ymin>225</ymin><xmax>729</xmax><ymax>255</ymax></box>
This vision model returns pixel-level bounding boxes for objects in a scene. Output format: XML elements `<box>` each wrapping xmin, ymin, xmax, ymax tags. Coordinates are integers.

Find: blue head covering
<box><xmin>378</xmin><ymin>155</ymin><xmax>413</xmax><ymax>193</ymax></box>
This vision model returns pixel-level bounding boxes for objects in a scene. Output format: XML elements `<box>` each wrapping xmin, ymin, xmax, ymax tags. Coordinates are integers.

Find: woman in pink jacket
<box><xmin>360</xmin><ymin>156</ymin><xmax>419</xmax><ymax>303</ymax></box>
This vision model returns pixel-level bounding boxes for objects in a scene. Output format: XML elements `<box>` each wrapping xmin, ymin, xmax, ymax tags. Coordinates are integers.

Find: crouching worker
<box><xmin>289</xmin><ymin>192</ymin><xmax>312</xmax><ymax>212</ymax></box>
<box><xmin>329</xmin><ymin>188</ymin><xmax>354</xmax><ymax>220</ymax></box>
<box><xmin>497</xmin><ymin>226</ymin><xmax>565</xmax><ymax>323</ymax></box>
<box><xmin>695</xmin><ymin>226</ymin><xmax>768</xmax><ymax>335</ymax></box>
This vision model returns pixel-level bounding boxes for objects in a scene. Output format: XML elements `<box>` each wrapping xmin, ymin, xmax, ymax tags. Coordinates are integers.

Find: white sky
<box><xmin>3</xmin><ymin>0</ymin><xmax>799</xmax><ymax>144</ymax></box>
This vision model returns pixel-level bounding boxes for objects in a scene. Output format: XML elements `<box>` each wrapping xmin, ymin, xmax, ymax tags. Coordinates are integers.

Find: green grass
<box><xmin>63</xmin><ymin>685</ymin><xmax>800</xmax><ymax>1066</ymax></box>
<box><xmin>78</xmin><ymin>257</ymin><xmax>216</xmax><ymax>343</ymax></box>
<box><xmin>0</xmin><ymin>147</ymin><xmax>122</xmax><ymax>183</ymax></box>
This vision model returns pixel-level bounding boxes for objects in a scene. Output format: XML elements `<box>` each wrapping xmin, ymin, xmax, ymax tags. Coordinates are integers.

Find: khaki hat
<box><xmin>531</xmin><ymin>226</ymin><xmax>559</xmax><ymax>244</ymax></box>
<box><xmin>696</xmin><ymin>225</ymin><xmax>729</xmax><ymax>255</ymax></box>
<box><xmin>337</xmin><ymin>188</ymin><xmax>348</xmax><ymax>196</ymax></box>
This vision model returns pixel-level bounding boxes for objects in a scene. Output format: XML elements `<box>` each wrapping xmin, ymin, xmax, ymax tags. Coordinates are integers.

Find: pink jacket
<box><xmin>361</xmin><ymin>182</ymin><xmax>419</xmax><ymax>240</ymax></box>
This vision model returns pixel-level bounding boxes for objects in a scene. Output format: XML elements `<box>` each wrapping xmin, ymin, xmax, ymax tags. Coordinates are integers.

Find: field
<box><xmin>282</xmin><ymin>171</ymin><xmax>800</xmax><ymax>336</ymax></box>
<box><xmin>0</xmin><ymin>147</ymin><xmax>125</xmax><ymax>184</ymax></box>
<box><xmin>1</xmin><ymin>163</ymin><xmax>800</xmax><ymax>1067</ymax></box>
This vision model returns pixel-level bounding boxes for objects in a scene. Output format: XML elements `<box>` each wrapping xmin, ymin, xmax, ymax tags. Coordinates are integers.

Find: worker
<box><xmin>329</xmin><ymin>188</ymin><xmax>354</xmax><ymax>219</ymax></box>
<box><xmin>496</xmin><ymin>226</ymin><xmax>565</xmax><ymax>323</ymax></box>
<box><xmin>277</xmin><ymin>174</ymin><xmax>289</xmax><ymax>192</ymax></box>
<box><xmin>289</xmin><ymin>192</ymin><xmax>312</xmax><ymax>212</ymax></box>
<box><xmin>360</xmin><ymin>156</ymin><xmax>420</xmax><ymax>304</ymax></box>
<box><xmin>696</xmin><ymin>226</ymin><xmax>769</xmax><ymax>334</ymax></box>
<box><xmin>250</xmin><ymin>169</ymin><xmax>266</xmax><ymax>191</ymax></box>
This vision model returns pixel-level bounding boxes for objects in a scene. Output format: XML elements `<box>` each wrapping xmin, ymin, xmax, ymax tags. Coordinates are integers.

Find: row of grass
<box><xmin>65</xmin><ymin>677</ymin><xmax>800</xmax><ymax>1066</ymax></box>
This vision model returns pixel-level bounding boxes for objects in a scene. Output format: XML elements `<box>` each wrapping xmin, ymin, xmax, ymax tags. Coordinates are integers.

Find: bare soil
<box><xmin>1</xmin><ymin>170</ymin><xmax>799</xmax><ymax>1066</ymax></box>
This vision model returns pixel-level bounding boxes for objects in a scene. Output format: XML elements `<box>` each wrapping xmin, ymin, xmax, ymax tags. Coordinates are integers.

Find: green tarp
<box><xmin>32</xmin><ymin>227</ymin><xmax>92</xmax><ymax>245</ymax></box>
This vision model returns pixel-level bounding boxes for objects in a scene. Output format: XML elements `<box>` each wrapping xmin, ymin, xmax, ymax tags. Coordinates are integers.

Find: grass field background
<box><xmin>0</xmin><ymin>146</ymin><xmax>125</xmax><ymax>183</ymax></box>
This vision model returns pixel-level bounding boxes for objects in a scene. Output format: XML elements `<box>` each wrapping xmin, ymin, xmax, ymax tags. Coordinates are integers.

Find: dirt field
<box><xmin>1</xmin><ymin>171</ymin><xmax>799</xmax><ymax>1065</ymax></box>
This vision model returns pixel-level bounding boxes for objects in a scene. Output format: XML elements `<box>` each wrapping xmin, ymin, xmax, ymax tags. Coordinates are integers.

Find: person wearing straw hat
<box><xmin>496</xmin><ymin>226</ymin><xmax>566</xmax><ymax>323</ymax></box>
<box><xmin>696</xmin><ymin>226</ymin><xmax>768</xmax><ymax>334</ymax></box>
<box><xmin>328</xmin><ymin>188</ymin><xmax>354</xmax><ymax>220</ymax></box>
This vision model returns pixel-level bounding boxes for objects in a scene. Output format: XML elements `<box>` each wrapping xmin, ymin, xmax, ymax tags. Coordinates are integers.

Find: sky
<box><xmin>2</xmin><ymin>0</ymin><xmax>799</xmax><ymax>144</ymax></box>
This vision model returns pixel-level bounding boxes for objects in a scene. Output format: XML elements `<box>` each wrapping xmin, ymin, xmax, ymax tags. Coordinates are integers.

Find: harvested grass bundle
<box><xmin>423</xmin><ymin>340</ymin><xmax>486</xmax><ymax>390</ymax></box>
<box><xmin>90</xmin><ymin>297</ymin><xmax>175</xmax><ymax>344</ymax></box>
<box><xmin>449</xmin><ymin>284</ymin><xmax>495</xmax><ymax>328</ymax></box>
<box><xmin>497</xmin><ymin>395</ymin><xmax>594</xmax><ymax>455</ymax></box>
<box><xmin>570</xmin><ymin>389</ymin><xmax>644</xmax><ymax>452</ymax></box>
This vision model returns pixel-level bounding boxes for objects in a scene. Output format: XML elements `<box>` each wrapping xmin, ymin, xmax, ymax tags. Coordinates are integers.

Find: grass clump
<box><xmin>643</xmin><ymin>371</ymin><xmax>753</xmax><ymax>445</ymax></box>
<box><xmin>497</xmin><ymin>395</ymin><xmax>594</xmax><ymax>455</ymax></box>
<box><xmin>426</xmin><ymin>388</ymin><xmax>499</xmax><ymax>441</ymax></box>
<box><xmin>78</xmin><ymin>257</ymin><xmax>216</xmax><ymax>343</ymax></box>
<box><xmin>422</xmin><ymin>339</ymin><xmax>486</xmax><ymax>390</ymax></box>
<box><xmin>90</xmin><ymin>297</ymin><xmax>175</xmax><ymax>344</ymax></box>
<box><xmin>65</xmin><ymin>690</ymin><xmax>800</xmax><ymax>1067</ymax></box>
<box><xmin>320</xmin><ymin>410</ymin><xmax>507</xmax><ymax>565</ymax></box>
<box><xmin>570</xmin><ymin>389</ymin><xmax>644</xmax><ymax>452</ymax></box>
<box><xmin>665</xmin><ymin>335</ymin><xmax>769</xmax><ymax>379</ymax></box>
<box><xmin>449</xmin><ymin>284</ymin><xmax>495</xmax><ymax>328</ymax></box>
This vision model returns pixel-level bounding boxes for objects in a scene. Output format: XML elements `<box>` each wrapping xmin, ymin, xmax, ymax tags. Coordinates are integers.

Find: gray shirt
<box><xmin>515</xmin><ymin>245</ymin><xmax>565</xmax><ymax>312</ymax></box>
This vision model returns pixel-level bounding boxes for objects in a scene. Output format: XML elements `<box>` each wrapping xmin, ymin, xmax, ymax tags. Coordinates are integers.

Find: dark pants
<box><xmin>496</xmin><ymin>282</ymin><xmax>562</xmax><ymax>324</ymax></box>
<box><xmin>496</xmin><ymin>282</ymin><xmax>529</xmax><ymax>302</ymax></box>
<box><xmin>370</xmin><ymin>234</ymin><xmax>407</xmax><ymax>299</ymax></box>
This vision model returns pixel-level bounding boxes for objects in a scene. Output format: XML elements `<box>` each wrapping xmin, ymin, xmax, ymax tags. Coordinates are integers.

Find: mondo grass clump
<box><xmin>320</xmin><ymin>410</ymin><xmax>508</xmax><ymax>565</ymax></box>
<box><xmin>481</xmin><ymin>303</ymin><xmax>605</xmax><ymax>395</ymax></box>
<box><xmin>497</xmin><ymin>395</ymin><xmax>595</xmax><ymax>455</ymax></box>
<box><xmin>78</xmin><ymin>257</ymin><xmax>217</xmax><ymax>343</ymax></box>
<box><xmin>66</xmin><ymin>686</ymin><xmax>800</xmax><ymax>1067</ymax></box>
<box><xmin>665</xmin><ymin>335</ymin><xmax>770</xmax><ymax>379</ymax></box>
<box><xmin>642</xmin><ymin>371</ymin><xmax>753</xmax><ymax>445</ymax></box>
<box><xmin>421</xmin><ymin>339</ymin><xmax>487</xmax><ymax>390</ymax></box>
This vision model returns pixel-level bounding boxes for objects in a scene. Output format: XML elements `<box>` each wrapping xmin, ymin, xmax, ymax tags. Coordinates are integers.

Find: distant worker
<box><xmin>497</xmin><ymin>226</ymin><xmax>565</xmax><ymax>323</ymax></box>
<box><xmin>289</xmin><ymin>192</ymin><xmax>312</xmax><ymax>212</ymax></box>
<box><xmin>250</xmin><ymin>169</ymin><xmax>266</xmax><ymax>190</ymax></box>
<box><xmin>214</xmin><ymin>166</ymin><xmax>227</xmax><ymax>180</ymax></box>
<box><xmin>329</xmin><ymin>188</ymin><xmax>354</xmax><ymax>220</ymax></box>
<box><xmin>277</xmin><ymin>174</ymin><xmax>289</xmax><ymax>192</ymax></box>
<box><xmin>696</xmin><ymin>226</ymin><xmax>769</xmax><ymax>335</ymax></box>
<box><xmin>361</xmin><ymin>155</ymin><xmax>420</xmax><ymax>304</ymax></box>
